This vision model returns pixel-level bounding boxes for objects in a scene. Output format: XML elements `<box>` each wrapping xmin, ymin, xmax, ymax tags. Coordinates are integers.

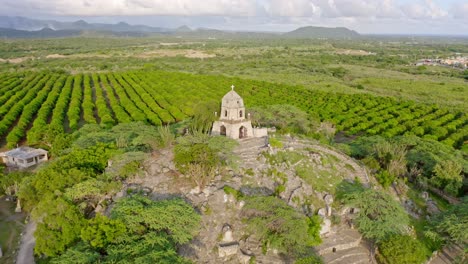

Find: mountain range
<box><xmin>0</xmin><ymin>16</ymin><xmax>360</xmax><ymax>39</ymax></box>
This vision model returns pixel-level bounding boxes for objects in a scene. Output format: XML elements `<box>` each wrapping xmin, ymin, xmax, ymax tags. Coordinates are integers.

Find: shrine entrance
<box><xmin>239</xmin><ymin>126</ymin><xmax>247</xmax><ymax>139</ymax></box>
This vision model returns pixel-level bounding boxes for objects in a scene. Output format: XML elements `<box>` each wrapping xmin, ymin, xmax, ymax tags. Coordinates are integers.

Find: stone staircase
<box><xmin>429</xmin><ymin>244</ymin><xmax>465</xmax><ymax>264</ymax></box>
<box><xmin>316</xmin><ymin>228</ymin><xmax>372</xmax><ymax>264</ymax></box>
<box><xmin>234</xmin><ymin>137</ymin><xmax>268</xmax><ymax>169</ymax></box>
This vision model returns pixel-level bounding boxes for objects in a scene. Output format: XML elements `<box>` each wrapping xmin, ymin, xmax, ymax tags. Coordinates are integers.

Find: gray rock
<box><xmin>318</xmin><ymin>208</ymin><xmax>327</xmax><ymax>218</ymax></box>
<box><xmin>326</xmin><ymin>205</ymin><xmax>332</xmax><ymax>217</ymax></box>
<box><xmin>239</xmin><ymin>186</ymin><xmax>274</xmax><ymax>197</ymax></box>
<box><xmin>323</xmin><ymin>194</ymin><xmax>334</xmax><ymax>205</ymax></box>
<box><xmin>218</xmin><ymin>242</ymin><xmax>239</xmax><ymax>258</ymax></box>
<box><xmin>190</xmin><ymin>186</ymin><xmax>201</xmax><ymax>194</ymax></box>
<box><xmin>320</xmin><ymin>218</ymin><xmax>331</xmax><ymax>235</ymax></box>
<box><xmin>426</xmin><ymin>200</ymin><xmax>441</xmax><ymax>215</ymax></box>
<box><xmin>222</xmin><ymin>224</ymin><xmax>234</xmax><ymax>243</ymax></box>
<box><xmin>421</xmin><ymin>191</ymin><xmax>429</xmax><ymax>201</ymax></box>
<box><xmin>238</xmin><ymin>252</ymin><xmax>252</xmax><ymax>264</ymax></box>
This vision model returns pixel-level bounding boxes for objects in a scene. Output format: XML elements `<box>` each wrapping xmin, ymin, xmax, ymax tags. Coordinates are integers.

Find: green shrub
<box><xmin>269</xmin><ymin>137</ymin><xmax>283</xmax><ymax>148</ymax></box>
<box><xmin>223</xmin><ymin>186</ymin><xmax>242</xmax><ymax>199</ymax></box>
<box><xmin>242</xmin><ymin>196</ymin><xmax>321</xmax><ymax>256</ymax></box>
<box><xmin>375</xmin><ymin>170</ymin><xmax>396</xmax><ymax>188</ymax></box>
<box><xmin>377</xmin><ymin>235</ymin><xmax>428</xmax><ymax>264</ymax></box>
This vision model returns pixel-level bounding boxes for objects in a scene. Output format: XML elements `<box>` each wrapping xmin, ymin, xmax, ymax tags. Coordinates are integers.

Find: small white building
<box><xmin>211</xmin><ymin>85</ymin><xmax>267</xmax><ymax>140</ymax></box>
<box><xmin>0</xmin><ymin>147</ymin><xmax>48</xmax><ymax>169</ymax></box>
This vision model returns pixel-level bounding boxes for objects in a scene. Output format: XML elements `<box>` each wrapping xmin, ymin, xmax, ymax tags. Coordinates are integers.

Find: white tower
<box><xmin>211</xmin><ymin>85</ymin><xmax>267</xmax><ymax>139</ymax></box>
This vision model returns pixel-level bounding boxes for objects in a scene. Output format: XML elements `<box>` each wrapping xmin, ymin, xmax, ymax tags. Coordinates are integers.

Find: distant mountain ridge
<box><xmin>0</xmin><ymin>27</ymin><xmax>81</xmax><ymax>38</ymax></box>
<box><xmin>0</xmin><ymin>16</ymin><xmax>169</xmax><ymax>33</ymax></box>
<box><xmin>0</xmin><ymin>16</ymin><xmax>361</xmax><ymax>39</ymax></box>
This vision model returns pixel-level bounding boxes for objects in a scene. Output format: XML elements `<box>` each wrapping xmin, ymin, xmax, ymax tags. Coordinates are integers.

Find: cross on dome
<box><xmin>231</xmin><ymin>84</ymin><xmax>235</xmax><ymax>91</ymax></box>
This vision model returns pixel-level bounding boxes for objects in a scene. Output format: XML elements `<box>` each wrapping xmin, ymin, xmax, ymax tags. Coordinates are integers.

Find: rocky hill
<box><xmin>125</xmin><ymin>136</ymin><xmax>373</xmax><ymax>263</ymax></box>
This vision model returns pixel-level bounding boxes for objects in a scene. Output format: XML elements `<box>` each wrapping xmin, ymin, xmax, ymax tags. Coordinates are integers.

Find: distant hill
<box><xmin>0</xmin><ymin>16</ymin><xmax>360</xmax><ymax>39</ymax></box>
<box><xmin>0</xmin><ymin>16</ymin><xmax>169</xmax><ymax>33</ymax></box>
<box><xmin>283</xmin><ymin>26</ymin><xmax>360</xmax><ymax>38</ymax></box>
<box><xmin>0</xmin><ymin>27</ymin><xmax>81</xmax><ymax>38</ymax></box>
<box><xmin>175</xmin><ymin>25</ymin><xmax>192</xmax><ymax>33</ymax></box>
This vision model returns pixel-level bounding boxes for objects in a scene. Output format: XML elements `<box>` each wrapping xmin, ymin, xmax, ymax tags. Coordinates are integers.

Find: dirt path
<box><xmin>16</xmin><ymin>221</ymin><xmax>36</xmax><ymax>264</ymax></box>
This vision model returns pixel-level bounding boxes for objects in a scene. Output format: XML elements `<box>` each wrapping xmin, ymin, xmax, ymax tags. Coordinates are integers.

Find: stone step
<box><xmin>322</xmin><ymin>247</ymin><xmax>370</xmax><ymax>264</ymax></box>
<box><xmin>316</xmin><ymin>229</ymin><xmax>362</xmax><ymax>255</ymax></box>
<box><xmin>429</xmin><ymin>244</ymin><xmax>464</xmax><ymax>264</ymax></box>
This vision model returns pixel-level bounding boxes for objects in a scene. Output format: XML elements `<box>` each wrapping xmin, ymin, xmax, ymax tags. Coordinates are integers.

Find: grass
<box><xmin>295</xmin><ymin>164</ymin><xmax>342</xmax><ymax>194</ymax></box>
<box><xmin>410</xmin><ymin>217</ymin><xmax>443</xmax><ymax>254</ymax></box>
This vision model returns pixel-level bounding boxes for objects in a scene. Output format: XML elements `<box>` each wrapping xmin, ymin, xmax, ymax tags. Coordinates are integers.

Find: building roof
<box><xmin>1</xmin><ymin>147</ymin><xmax>48</xmax><ymax>160</ymax></box>
<box><xmin>222</xmin><ymin>89</ymin><xmax>244</xmax><ymax>108</ymax></box>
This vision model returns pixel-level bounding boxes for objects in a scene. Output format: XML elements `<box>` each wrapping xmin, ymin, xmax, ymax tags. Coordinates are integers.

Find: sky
<box><xmin>2</xmin><ymin>0</ymin><xmax>468</xmax><ymax>35</ymax></box>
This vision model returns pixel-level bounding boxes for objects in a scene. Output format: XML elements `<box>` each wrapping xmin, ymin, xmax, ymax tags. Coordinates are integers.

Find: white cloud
<box><xmin>401</xmin><ymin>0</ymin><xmax>448</xmax><ymax>19</ymax></box>
<box><xmin>2</xmin><ymin>0</ymin><xmax>259</xmax><ymax>16</ymax></box>
<box><xmin>1</xmin><ymin>0</ymin><xmax>467</xmax><ymax>35</ymax></box>
<box><xmin>451</xmin><ymin>2</ymin><xmax>468</xmax><ymax>19</ymax></box>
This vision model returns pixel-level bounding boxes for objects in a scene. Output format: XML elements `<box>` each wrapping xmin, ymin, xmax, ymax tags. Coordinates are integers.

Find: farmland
<box><xmin>0</xmin><ymin>69</ymin><xmax>466</xmax><ymax>150</ymax></box>
<box><xmin>0</xmin><ymin>32</ymin><xmax>467</xmax><ymax>264</ymax></box>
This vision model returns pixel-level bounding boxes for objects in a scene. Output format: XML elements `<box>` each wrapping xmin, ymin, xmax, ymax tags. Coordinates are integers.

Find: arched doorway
<box><xmin>239</xmin><ymin>126</ymin><xmax>247</xmax><ymax>139</ymax></box>
<box><xmin>220</xmin><ymin>125</ymin><xmax>226</xmax><ymax>136</ymax></box>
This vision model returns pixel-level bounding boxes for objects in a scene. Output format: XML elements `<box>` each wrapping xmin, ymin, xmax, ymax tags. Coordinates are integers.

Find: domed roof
<box><xmin>221</xmin><ymin>87</ymin><xmax>244</xmax><ymax>108</ymax></box>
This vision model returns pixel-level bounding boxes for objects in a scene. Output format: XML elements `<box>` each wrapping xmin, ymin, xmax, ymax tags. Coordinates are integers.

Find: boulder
<box><xmin>218</xmin><ymin>242</ymin><xmax>239</xmax><ymax>258</ymax></box>
<box><xmin>222</xmin><ymin>224</ymin><xmax>234</xmax><ymax>243</ymax></box>
<box><xmin>326</xmin><ymin>205</ymin><xmax>332</xmax><ymax>217</ymax></box>
<box><xmin>318</xmin><ymin>208</ymin><xmax>327</xmax><ymax>218</ymax></box>
<box><xmin>426</xmin><ymin>200</ymin><xmax>441</xmax><ymax>215</ymax></box>
<box><xmin>189</xmin><ymin>186</ymin><xmax>201</xmax><ymax>195</ymax></box>
<box><xmin>239</xmin><ymin>186</ymin><xmax>274</xmax><ymax>197</ymax></box>
<box><xmin>323</xmin><ymin>194</ymin><xmax>334</xmax><ymax>205</ymax></box>
<box><xmin>421</xmin><ymin>191</ymin><xmax>429</xmax><ymax>201</ymax></box>
<box><xmin>320</xmin><ymin>219</ymin><xmax>331</xmax><ymax>235</ymax></box>
<box><xmin>238</xmin><ymin>252</ymin><xmax>252</xmax><ymax>264</ymax></box>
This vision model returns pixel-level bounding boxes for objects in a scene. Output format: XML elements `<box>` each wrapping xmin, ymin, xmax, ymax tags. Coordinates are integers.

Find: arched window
<box><xmin>239</xmin><ymin>110</ymin><xmax>243</xmax><ymax>118</ymax></box>
<box><xmin>224</xmin><ymin>110</ymin><xmax>228</xmax><ymax>117</ymax></box>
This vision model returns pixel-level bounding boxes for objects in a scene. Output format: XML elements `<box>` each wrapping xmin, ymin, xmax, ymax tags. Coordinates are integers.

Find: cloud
<box><xmin>401</xmin><ymin>0</ymin><xmax>448</xmax><ymax>19</ymax></box>
<box><xmin>1</xmin><ymin>0</ymin><xmax>466</xmax><ymax>35</ymax></box>
<box><xmin>2</xmin><ymin>0</ymin><xmax>259</xmax><ymax>16</ymax></box>
<box><xmin>451</xmin><ymin>2</ymin><xmax>468</xmax><ymax>19</ymax></box>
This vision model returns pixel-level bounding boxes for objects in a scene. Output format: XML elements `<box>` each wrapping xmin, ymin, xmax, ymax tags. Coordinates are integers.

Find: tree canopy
<box><xmin>241</xmin><ymin>196</ymin><xmax>322</xmax><ymax>256</ymax></box>
<box><xmin>341</xmin><ymin>188</ymin><xmax>409</xmax><ymax>242</ymax></box>
<box><xmin>377</xmin><ymin>235</ymin><xmax>429</xmax><ymax>264</ymax></box>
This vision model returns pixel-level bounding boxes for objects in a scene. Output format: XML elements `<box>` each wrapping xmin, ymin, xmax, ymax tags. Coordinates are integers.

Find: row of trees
<box><xmin>67</xmin><ymin>74</ymin><xmax>83</xmax><ymax>130</ymax></box>
<box><xmin>82</xmin><ymin>74</ymin><xmax>97</xmax><ymax>124</ymax></box>
<box><xmin>124</xmin><ymin>73</ymin><xmax>176</xmax><ymax>124</ymax></box>
<box><xmin>111</xmin><ymin>73</ymin><xmax>163</xmax><ymax>125</ymax></box>
<box><xmin>0</xmin><ymin>74</ymin><xmax>49</xmax><ymax>138</ymax></box>
<box><xmin>6</xmin><ymin>75</ymin><xmax>59</xmax><ymax>147</ymax></box>
<box><xmin>48</xmin><ymin>76</ymin><xmax>74</xmax><ymax>136</ymax></box>
<box><xmin>98</xmin><ymin>74</ymin><xmax>132</xmax><ymax>123</ymax></box>
<box><xmin>27</xmin><ymin>76</ymin><xmax>67</xmax><ymax>144</ymax></box>
<box><xmin>91</xmin><ymin>73</ymin><xmax>115</xmax><ymax>126</ymax></box>
<box><xmin>106</xmin><ymin>74</ymin><xmax>146</xmax><ymax>122</ymax></box>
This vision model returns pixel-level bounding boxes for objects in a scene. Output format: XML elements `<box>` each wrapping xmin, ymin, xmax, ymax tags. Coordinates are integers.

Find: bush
<box><xmin>375</xmin><ymin>170</ymin><xmax>396</xmax><ymax>188</ymax></box>
<box><xmin>241</xmin><ymin>196</ymin><xmax>321</xmax><ymax>256</ymax></box>
<box><xmin>377</xmin><ymin>235</ymin><xmax>428</xmax><ymax>264</ymax></box>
